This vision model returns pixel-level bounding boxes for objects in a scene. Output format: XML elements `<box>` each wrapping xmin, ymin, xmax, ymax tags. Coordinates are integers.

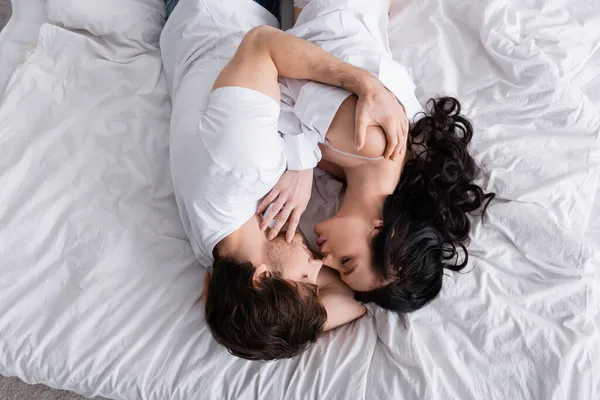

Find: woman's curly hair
<box><xmin>355</xmin><ymin>97</ymin><xmax>495</xmax><ymax>312</ymax></box>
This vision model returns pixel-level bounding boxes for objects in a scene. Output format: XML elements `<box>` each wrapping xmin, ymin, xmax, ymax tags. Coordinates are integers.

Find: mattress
<box><xmin>0</xmin><ymin>0</ymin><xmax>598</xmax><ymax>399</ymax></box>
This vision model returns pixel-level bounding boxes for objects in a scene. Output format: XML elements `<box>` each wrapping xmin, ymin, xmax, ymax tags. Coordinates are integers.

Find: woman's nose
<box><xmin>314</xmin><ymin>223</ymin><xmax>323</xmax><ymax>237</ymax></box>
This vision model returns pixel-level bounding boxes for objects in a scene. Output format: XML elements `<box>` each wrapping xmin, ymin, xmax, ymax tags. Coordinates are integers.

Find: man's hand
<box><xmin>355</xmin><ymin>79</ymin><xmax>409</xmax><ymax>160</ymax></box>
<box><xmin>216</xmin><ymin>26</ymin><xmax>409</xmax><ymax>161</ymax></box>
<box><xmin>257</xmin><ymin>169</ymin><xmax>314</xmax><ymax>242</ymax></box>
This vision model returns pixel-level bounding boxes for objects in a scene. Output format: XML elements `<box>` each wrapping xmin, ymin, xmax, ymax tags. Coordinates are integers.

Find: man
<box><xmin>160</xmin><ymin>0</ymin><xmax>406</xmax><ymax>360</ymax></box>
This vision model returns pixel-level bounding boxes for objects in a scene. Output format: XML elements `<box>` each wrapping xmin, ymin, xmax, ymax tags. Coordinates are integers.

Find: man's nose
<box><xmin>322</xmin><ymin>253</ymin><xmax>334</xmax><ymax>267</ymax></box>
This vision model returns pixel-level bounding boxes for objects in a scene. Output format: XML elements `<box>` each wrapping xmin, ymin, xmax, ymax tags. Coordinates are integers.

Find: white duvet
<box><xmin>0</xmin><ymin>0</ymin><xmax>599</xmax><ymax>399</ymax></box>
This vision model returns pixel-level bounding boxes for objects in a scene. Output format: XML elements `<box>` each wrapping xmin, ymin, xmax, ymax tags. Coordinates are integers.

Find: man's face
<box><xmin>201</xmin><ymin>233</ymin><xmax>323</xmax><ymax>305</ymax></box>
<box><xmin>270</xmin><ymin>232</ymin><xmax>323</xmax><ymax>284</ymax></box>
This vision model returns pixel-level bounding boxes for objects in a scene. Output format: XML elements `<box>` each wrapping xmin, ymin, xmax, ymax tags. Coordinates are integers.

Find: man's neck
<box><xmin>215</xmin><ymin>214</ymin><xmax>267</xmax><ymax>266</ymax></box>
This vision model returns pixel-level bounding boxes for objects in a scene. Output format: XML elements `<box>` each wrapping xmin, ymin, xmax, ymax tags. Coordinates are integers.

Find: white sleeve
<box><xmin>279</xmin><ymin>80</ymin><xmax>352</xmax><ymax>171</ymax></box>
<box><xmin>278</xmin><ymin>79</ymin><xmax>321</xmax><ymax>171</ymax></box>
<box><xmin>377</xmin><ymin>57</ymin><xmax>425</xmax><ymax>123</ymax></box>
<box><xmin>282</xmin><ymin>133</ymin><xmax>322</xmax><ymax>171</ymax></box>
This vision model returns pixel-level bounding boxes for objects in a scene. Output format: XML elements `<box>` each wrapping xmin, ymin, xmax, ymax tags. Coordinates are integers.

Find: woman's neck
<box><xmin>341</xmin><ymin>159</ymin><xmax>404</xmax><ymax>217</ymax></box>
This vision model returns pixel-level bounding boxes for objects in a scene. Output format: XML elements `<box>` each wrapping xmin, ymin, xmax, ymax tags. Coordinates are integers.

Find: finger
<box><xmin>268</xmin><ymin>206</ymin><xmax>293</xmax><ymax>240</ymax></box>
<box><xmin>397</xmin><ymin>143</ymin><xmax>406</xmax><ymax>161</ymax></box>
<box><xmin>391</xmin><ymin>141</ymin><xmax>402</xmax><ymax>160</ymax></box>
<box><xmin>355</xmin><ymin>114</ymin><xmax>368</xmax><ymax>150</ymax></box>
<box><xmin>399</xmin><ymin>120</ymin><xmax>409</xmax><ymax>157</ymax></box>
<box><xmin>257</xmin><ymin>190</ymin><xmax>279</xmax><ymax>215</ymax></box>
<box><xmin>285</xmin><ymin>210</ymin><xmax>302</xmax><ymax>243</ymax></box>
<box><xmin>261</xmin><ymin>197</ymin><xmax>286</xmax><ymax>231</ymax></box>
<box><xmin>401</xmin><ymin>117</ymin><xmax>409</xmax><ymax>140</ymax></box>
<box><xmin>384</xmin><ymin>120</ymin><xmax>399</xmax><ymax>160</ymax></box>
<box><xmin>395</xmin><ymin>120</ymin><xmax>406</xmax><ymax>158</ymax></box>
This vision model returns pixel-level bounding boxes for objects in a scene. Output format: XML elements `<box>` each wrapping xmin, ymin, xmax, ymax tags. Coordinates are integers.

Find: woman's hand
<box><xmin>355</xmin><ymin>78</ymin><xmax>409</xmax><ymax>160</ymax></box>
<box><xmin>257</xmin><ymin>169</ymin><xmax>314</xmax><ymax>242</ymax></box>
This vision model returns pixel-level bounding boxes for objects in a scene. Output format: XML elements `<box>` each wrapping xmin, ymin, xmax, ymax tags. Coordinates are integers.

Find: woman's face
<box><xmin>314</xmin><ymin>213</ymin><xmax>382</xmax><ymax>292</ymax></box>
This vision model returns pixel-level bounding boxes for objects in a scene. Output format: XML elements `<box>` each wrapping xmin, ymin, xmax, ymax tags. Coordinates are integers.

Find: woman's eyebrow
<box><xmin>342</xmin><ymin>264</ymin><xmax>358</xmax><ymax>276</ymax></box>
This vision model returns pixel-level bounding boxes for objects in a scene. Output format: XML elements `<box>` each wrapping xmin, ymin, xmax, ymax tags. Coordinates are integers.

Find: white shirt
<box><xmin>160</xmin><ymin>0</ymin><xmax>284</xmax><ymax>267</ymax></box>
<box><xmin>159</xmin><ymin>0</ymin><xmax>423</xmax><ymax>267</ymax></box>
<box><xmin>279</xmin><ymin>0</ymin><xmax>424</xmax><ymax>170</ymax></box>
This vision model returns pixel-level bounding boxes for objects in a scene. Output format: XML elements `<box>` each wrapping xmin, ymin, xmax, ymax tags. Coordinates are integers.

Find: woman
<box><xmin>261</xmin><ymin>0</ymin><xmax>495</xmax><ymax>313</ymax></box>
<box><xmin>316</xmin><ymin>96</ymin><xmax>494</xmax><ymax>312</ymax></box>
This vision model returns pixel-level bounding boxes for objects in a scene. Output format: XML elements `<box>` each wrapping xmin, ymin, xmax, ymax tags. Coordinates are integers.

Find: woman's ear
<box><xmin>372</xmin><ymin>219</ymin><xmax>384</xmax><ymax>231</ymax></box>
<box><xmin>252</xmin><ymin>264</ymin><xmax>270</xmax><ymax>285</ymax></box>
<box><xmin>369</xmin><ymin>220</ymin><xmax>384</xmax><ymax>239</ymax></box>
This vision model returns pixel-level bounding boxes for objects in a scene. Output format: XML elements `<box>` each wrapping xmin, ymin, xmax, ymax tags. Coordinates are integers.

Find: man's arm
<box><xmin>213</xmin><ymin>25</ymin><xmax>379</xmax><ymax>104</ymax></box>
<box><xmin>214</xmin><ymin>25</ymin><xmax>406</xmax><ymax>160</ymax></box>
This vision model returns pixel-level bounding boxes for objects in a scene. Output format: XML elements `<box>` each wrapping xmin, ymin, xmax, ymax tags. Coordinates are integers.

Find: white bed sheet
<box><xmin>0</xmin><ymin>1</ymin><xmax>598</xmax><ymax>400</ymax></box>
<box><xmin>0</xmin><ymin>0</ymin><xmax>47</xmax><ymax>95</ymax></box>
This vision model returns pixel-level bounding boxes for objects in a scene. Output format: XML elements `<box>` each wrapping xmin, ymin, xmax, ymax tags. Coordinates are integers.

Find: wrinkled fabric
<box><xmin>0</xmin><ymin>0</ymin><xmax>599</xmax><ymax>399</ymax></box>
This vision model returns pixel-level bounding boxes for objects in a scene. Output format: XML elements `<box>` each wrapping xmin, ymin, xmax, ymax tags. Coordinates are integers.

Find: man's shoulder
<box><xmin>200</xmin><ymin>86</ymin><xmax>286</xmax><ymax>183</ymax></box>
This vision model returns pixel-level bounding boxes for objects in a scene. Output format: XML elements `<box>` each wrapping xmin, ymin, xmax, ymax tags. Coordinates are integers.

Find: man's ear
<box><xmin>202</xmin><ymin>271</ymin><xmax>210</xmax><ymax>305</ymax></box>
<box><xmin>252</xmin><ymin>264</ymin><xmax>270</xmax><ymax>285</ymax></box>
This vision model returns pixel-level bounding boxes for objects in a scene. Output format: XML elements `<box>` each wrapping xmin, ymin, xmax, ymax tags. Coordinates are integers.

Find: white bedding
<box><xmin>0</xmin><ymin>0</ymin><xmax>598</xmax><ymax>399</ymax></box>
<box><xmin>0</xmin><ymin>0</ymin><xmax>47</xmax><ymax>95</ymax></box>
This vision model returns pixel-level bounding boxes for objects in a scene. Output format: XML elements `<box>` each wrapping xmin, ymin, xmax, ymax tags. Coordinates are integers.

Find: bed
<box><xmin>0</xmin><ymin>0</ymin><xmax>598</xmax><ymax>399</ymax></box>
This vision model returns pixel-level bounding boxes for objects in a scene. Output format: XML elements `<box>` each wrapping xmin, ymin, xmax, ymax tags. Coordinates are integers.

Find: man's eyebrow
<box><xmin>342</xmin><ymin>264</ymin><xmax>358</xmax><ymax>276</ymax></box>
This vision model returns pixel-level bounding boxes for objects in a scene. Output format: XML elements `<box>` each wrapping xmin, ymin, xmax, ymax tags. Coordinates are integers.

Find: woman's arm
<box><xmin>317</xmin><ymin>267</ymin><xmax>367</xmax><ymax>331</ymax></box>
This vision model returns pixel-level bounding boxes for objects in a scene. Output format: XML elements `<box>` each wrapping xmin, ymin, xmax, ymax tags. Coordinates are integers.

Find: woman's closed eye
<box><xmin>341</xmin><ymin>257</ymin><xmax>357</xmax><ymax>276</ymax></box>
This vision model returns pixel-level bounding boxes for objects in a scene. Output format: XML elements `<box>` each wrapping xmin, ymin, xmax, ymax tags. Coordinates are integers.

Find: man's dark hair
<box><xmin>356</xmin><ymin>97</ymin><xmax>495</xmax><ymax>313</ymax></box>
<box><xmin>205</xmin><ymin>257</ymin><xmax>327</xmax><ymax>361</ymax></box>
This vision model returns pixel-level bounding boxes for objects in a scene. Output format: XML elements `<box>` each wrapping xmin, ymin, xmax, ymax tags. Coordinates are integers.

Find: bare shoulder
<box><xmin>317</xmin><ymin>159</ymin><xmax>345</xmax><ymax>181</ymax></box>
<box><xmin>322</xmin><ymin>95</ymin><xmax>387</xmax><ymax>165</ymax></box>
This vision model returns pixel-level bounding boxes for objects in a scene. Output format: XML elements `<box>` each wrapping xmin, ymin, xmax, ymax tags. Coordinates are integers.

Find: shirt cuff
<box><xmin>294</xmin><ymin>82</ymin><xmax>353</xmax><ymax>141</ymax></box>
<box><xmin>283</xmin><ymin>132</ymin><xmax>323</xmax><ymax>171</ymax></box>
<box><xmin>283</xmin><ymin>82</ymin><xmax>352</xmax><ymax>170</ymax></box>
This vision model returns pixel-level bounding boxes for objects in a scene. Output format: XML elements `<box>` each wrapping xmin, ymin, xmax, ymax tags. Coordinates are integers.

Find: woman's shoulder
<box><xmin>324</xmin><ymin>95</ymin><xmax>388</xmax><ymax>164</ymax></box>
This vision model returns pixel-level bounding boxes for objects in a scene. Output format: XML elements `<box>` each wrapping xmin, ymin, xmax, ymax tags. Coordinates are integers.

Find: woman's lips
<box><xmin>316</xmin><ymin>238</ymin><xmax>326</xmax><ymax>251</ymax></box>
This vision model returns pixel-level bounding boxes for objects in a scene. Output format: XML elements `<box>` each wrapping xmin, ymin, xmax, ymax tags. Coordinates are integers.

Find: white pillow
<box><xmin>47</xmin><ymin>0</ymin><xmax>166</xmax><ymax>45</ymax></box>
